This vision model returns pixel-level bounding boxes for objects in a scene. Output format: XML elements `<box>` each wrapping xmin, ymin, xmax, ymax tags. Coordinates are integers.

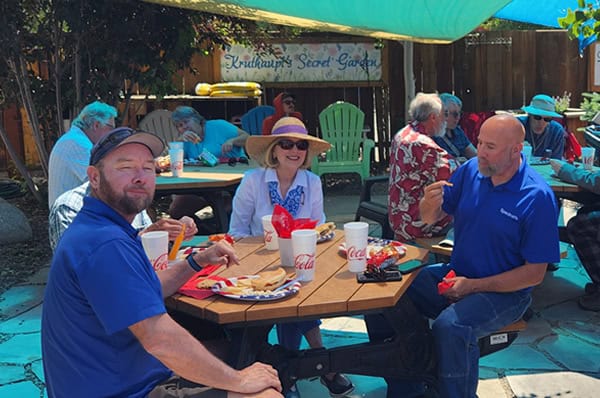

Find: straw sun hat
<box><xmin>245</xmin><ymin>117</ymin><xmax>331</xmax><ymax>163</ymax></box>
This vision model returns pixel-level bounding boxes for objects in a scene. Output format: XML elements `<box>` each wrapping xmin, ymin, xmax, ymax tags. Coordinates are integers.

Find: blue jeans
<box><xmin>276</xmin><ymin>320</ymin><xmax>321</xmax><ymax>349</ymax></box>
<box><xmin>368</xmin><ymin>263</ymin><xmax>532</xmax><ymax>398</ymax></box>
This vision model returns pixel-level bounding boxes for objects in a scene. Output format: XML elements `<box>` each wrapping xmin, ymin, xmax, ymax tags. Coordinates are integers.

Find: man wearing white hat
<box><xmin>518</xmin><ymin>94</ymin><xmax>566</xmax><ymax>159</ymax></box>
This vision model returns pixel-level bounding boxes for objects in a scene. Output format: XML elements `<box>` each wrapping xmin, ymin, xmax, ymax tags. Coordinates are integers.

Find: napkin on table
<box><xmin>270</xmin><ymin>204</ymin><xmax>318</xmax><ymax>239</ymax></box>
<box><xmin>177</xmin><ymin>264</ymin><xmax>224</xmax><ymax>300</ymax></box>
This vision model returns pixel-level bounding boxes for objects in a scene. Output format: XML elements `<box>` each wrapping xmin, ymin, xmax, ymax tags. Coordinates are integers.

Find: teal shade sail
<box><xmin>145</xmin><ymin>0</ymin><xmax>513</xmax><ymax>43</ymax></box>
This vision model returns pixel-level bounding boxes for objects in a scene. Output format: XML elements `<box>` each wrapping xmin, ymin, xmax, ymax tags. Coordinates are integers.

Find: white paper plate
<box><xmin>211</xmin><ymin>276</ymin><xmax>301</xmax><ymax>301</ymax></box>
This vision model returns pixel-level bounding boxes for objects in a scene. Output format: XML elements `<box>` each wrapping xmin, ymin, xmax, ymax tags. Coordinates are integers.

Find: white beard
<box><xmin>433</xmin><ymin>122</ymin><xmax>447</xmax><ymax>138</ymax></box>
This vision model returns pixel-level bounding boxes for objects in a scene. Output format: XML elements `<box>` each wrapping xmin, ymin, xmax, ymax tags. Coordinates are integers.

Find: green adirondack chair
<box><xmin>311</xmin><ymin>101</ymin><xmax>375</xmax><ymax>183</ymax></box>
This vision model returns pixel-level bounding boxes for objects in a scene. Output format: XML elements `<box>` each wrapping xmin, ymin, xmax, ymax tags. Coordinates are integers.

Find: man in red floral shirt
<box><xmin>388</xmin><ymin>92</ymin><xmax>459</xmax><ymax>242</ymax></box>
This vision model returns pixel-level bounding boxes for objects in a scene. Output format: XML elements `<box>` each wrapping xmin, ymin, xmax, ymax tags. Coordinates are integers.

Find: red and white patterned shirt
<box><xmin>388</xmin><ymin>122</ymin><xmax>458</xmax><ymax>242</ymax></box>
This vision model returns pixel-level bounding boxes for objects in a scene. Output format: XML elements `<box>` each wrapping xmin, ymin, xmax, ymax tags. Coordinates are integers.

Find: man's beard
<box><xmin>433</xmin><ymin>122</ymin><xmax>447</xmax><ymax>138</ymax></box>
<box><xmin>98</xmin><ymin>173</ymin><xmax>152</xmax><ymax>216</ymax></box>
<box><xmin>478</xmin><ymin>163</ymin><xmax>495</xmax><ymax>177</ymax></box>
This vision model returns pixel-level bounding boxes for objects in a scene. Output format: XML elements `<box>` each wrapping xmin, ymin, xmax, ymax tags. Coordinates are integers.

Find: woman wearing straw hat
<box><xmin>518</xmin><ymin>94</ymin><xmax>566</xmax><ymax>159</ymax></box>
<box><xmin>229</xmin><ymin>117</ymin><xmax>354</xmax><ymax>398</ymax></box>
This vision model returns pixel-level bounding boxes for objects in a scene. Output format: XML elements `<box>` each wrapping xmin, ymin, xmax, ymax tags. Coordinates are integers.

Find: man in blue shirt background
<box><xmin>366</xmin><ymin>114</ymin><xmax>559</xmax><ymax>398</ymax></box>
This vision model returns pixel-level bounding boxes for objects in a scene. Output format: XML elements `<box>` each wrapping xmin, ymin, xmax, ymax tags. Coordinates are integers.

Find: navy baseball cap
<box><xmin>89</xmin><ymin>127</ymin><xmax>165</xmax><ymax>165</ymax></box>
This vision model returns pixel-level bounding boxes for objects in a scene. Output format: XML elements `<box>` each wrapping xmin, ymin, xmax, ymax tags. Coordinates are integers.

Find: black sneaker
<box><xmin>320</xmin><ymin>373</ymin><xmax>354</xmax><ymax>397</ymax></box>
<box><xmin>578</xmin><ymin>291</ymin><xmax>600</xmax><ymax>312</ymax></box>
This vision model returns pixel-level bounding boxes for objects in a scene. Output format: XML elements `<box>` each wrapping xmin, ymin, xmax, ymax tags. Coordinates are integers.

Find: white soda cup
<box><xmin>141</xmin><ymin>231</ymin><xmax>169</xmax><ymax>271</ymax></box>
<box><xmin>292</xmin><ymin>229</ymin><xmax>318</xmax><ymax>282</ymax></box>
<box><xmin>169</xmin><ymin>148</ymin><xmax>184</xmax><ymax>177</ymax></box>
<box><xmin>261</xmin><ymin>215</ymin><xmax>279</xmax><ymax>250</ymax></box>
<box><xmin>168</xmin><ymin>141</ymin><xmax>184</xmax><ymax>150</ymax></box>
<box><xmin>521</xmin><ymin>144</ymin><xmax>532</xmax><ymax>163</ymax></box>
<box><xmin>344</xmin><ymin>222</ymin><xmax>369</xmax><ymax>273</ymax></box>
<box><xmin>582</xmin><ymin>147</ymin><xmax>595</xmax><ymax>171</ymax></box>
<box><xmin>279</xmin><ymin>237</ymin><xmax>293</xmax><ymax>266</ymax></box>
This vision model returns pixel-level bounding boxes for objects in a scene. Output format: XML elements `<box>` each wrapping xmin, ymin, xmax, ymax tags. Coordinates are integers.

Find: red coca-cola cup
<box><xmin>291</xmin><ymin>229</ymin><xmax>318</xmax><ymax>282</ymax></box>
<box><xmin>344</xmin><ymin>222</ymin><xmax>369</xmax><ymax>273</ymax></box>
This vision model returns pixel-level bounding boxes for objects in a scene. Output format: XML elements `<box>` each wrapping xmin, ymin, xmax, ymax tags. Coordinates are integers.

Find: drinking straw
<box><xmin>168</xmin><ymin>224</ymin><xmax>187</xmax><ymax>261</ymax></box>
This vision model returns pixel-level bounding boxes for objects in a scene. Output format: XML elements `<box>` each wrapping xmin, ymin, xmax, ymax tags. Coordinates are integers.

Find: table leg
<box><xmin>226</xmin><ymin>313</ymin><xmax>437</xmax><ymax>390</ymax></box>
<box><xmin>226</xmin><ymin>324</ymin><xmax>273</xmax><ymax>369</ymax></box>
<box><xmin>207</xmin><ymin>191</ymin><xmax>232</xmax><ymax>233</ymax></box>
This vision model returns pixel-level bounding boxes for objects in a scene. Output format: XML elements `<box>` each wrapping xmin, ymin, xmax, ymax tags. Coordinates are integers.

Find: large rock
<box><xmin>0</xmin><ymin>198</ymin><xmax>32</xmax><ymax>244</ymax></box>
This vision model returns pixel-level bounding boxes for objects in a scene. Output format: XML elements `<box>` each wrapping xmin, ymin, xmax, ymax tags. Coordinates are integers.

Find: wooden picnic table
<box><xmin>531</xmin><ymin>161</ymin><xmax>600</xmax><ymax>203</ymax></box>
<box><xmin>166</xmin><ymin>232</ymin><xmax>430</xmax><ymax>386</ymax></box>
<box><xmin>155</xmin><ymin>162</ymin><xmax>253</xmax><ymax>231</ymax></box>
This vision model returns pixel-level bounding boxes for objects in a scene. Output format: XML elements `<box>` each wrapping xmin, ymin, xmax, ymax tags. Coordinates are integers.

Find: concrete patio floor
<box><xmin>1</xmin><ymin>192</ymin><xmax>599</xmax><ymax>397</ymax></box>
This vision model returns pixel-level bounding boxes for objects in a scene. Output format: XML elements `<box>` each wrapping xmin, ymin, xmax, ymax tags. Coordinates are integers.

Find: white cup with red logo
<box><xmin>168</xmin><ymin>148</ymin><xmax>184</xmax><ymax>177</ymax></box>
<box><xmin>141</xmin><ymin>231</ymin><xmax>169</xmax><ymax>271</ymax></box>
<box><xmin>582</xmin><ymin>147</ymin><xmax>596</xmax><ymax>171</ymax></box>
<box><xmin>343</xmin><ymin>222</ymin><xmax>369</xmax><ymax>273</ymax></box>
<box><xmin>291</xmin><ymin>229</ymin><xmax>318</xmax><ymax>282</ymax></box>
<box><xmin>261</xmin><ymin>215</ymin><xmax>279</xmax><ymax>250</ymax></box>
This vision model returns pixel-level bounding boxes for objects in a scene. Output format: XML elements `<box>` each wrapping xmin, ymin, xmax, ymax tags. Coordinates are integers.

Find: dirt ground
<box><xmin>0</xmin><ymin>193</ymin><xmax>52</xmax><ymax>295</ymax></box>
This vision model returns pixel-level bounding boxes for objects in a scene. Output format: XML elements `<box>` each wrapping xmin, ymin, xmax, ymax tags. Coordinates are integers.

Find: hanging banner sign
<box><xmin>221</xmin><ymin>43</ymin><xmax>382</xmax><ymax>82</ymax></box>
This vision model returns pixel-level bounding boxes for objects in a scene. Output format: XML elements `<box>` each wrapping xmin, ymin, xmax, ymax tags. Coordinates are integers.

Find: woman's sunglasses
<box><xmin>283</xmin><ymin>100</ymin><xmax>296</xmax><ymax>106</ymax></box>
<box><xmin>277</xmin><ymin>139</ymin><xmax>309</xmax><ymax>151</ymax></box>
<box><xmin>532</xmin><ymin>115</ymin><xmax>553</xmax><ymax>122</ymax></box>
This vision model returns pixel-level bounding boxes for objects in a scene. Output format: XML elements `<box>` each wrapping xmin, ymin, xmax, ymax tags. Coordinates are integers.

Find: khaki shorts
<box><xmin>148</xmin><ymin>376</ymin><xmax>227</xmax><ymax>398</ymax></box>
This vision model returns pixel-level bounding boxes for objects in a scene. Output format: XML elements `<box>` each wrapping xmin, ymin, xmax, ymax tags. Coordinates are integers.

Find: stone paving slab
<box><xmin>538</xmin><ymin>333</ymin><xmax>600</xmax><ymax>372</ymax></box>
<box><xmin>506</xmin><ymin>371</ymin><xmax>600</xmax><ymax>398</ymax></box>
<box><xmin>0</xmin><ymin>305</ymin><xmax>42</xmax><ymax>334</ymax></box>
<box><xmin>0</xmin><ymin>363</ymin><xmax>26</xmax><ymax>384</ymax></box>
<box><xmin>31</xmin><ymin>359</ymin><xmax>45</xmax><ymax>384</ymax></box>
<box><xmin>0</xmin><ymin>333</ymin><xmax>41</xmax><ymax>364</ymax></box>
<box><xmin>0</xmin><ymin>380</ymin><xmax>40</xmax><ymax>397</ymax></box>
<box><xmin>18</xmin><ymin>266</ymin><xmax>49</xmax><ymax>286</ymax></box>
<box><xmin>0</xmin><ymin>286</ymin><xmax>45</xmax><ymax>321</ymax></box>
<box><xmin>480</xmin><ymin>344</ymin><xmax>562</xmax><ymax>371</ymax></box>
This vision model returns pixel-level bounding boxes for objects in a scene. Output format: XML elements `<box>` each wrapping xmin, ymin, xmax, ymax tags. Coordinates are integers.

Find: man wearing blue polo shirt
<box><xmin>367</xmin><ymin>114</ymin><xmax>560</xmax><ymax>398</ymax></box>
<box><xmin>42</xmin><ymin>128</ymin><xmax>281</xmax><ymax>398</ymax></box>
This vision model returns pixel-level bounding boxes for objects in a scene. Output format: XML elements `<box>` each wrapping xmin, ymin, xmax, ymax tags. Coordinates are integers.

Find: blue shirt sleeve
<box><xmin>78</xmin><ymin>239</ymin><xmax>165</xmax><ymax>335</ymax></box>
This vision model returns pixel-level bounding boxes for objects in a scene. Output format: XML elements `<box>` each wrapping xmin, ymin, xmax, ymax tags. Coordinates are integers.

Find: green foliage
<box><xmin>579</xmin><ymin>92</ymin><xmax>600</xmax><ymax>121</ymax></box>
<box><xmin>0</xmin><ymin>0</ymin><xmax>297</xmax><ymax>164</ymax></box>
<box><xmin>558</xmin><ymin>1</ymin><xmax>600</xmax><ymax>41</ymax></box>
<box><xmin>553</xmin><ymin>92</ymin><xmax>572</xmax><ymax>114</ymax></box>
<box><xmin>479</xmin><ymin>18</ymin><xmax>546</xmax><ymax>31</ymax></box>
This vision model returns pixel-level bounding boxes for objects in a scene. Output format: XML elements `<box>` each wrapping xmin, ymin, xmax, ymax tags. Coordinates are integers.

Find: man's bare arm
<box><xmin>130</xmin><ymin>314</ymin><xmax>281</xmax><ymax>395</ymax></box>
<box><xmin>420</xmin><ymin>181</ymin><xmax>450</xmax><ymax>225</ymax></box>
<box><xmin>444</xmin><ymin>262</ymin><xmax>546</xmax><ymax>301</ymax></box>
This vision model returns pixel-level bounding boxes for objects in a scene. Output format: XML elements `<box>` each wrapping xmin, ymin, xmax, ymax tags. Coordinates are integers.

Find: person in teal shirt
<box><xmin>169</xmin><ymin>106</ymin><xmax>250</xmax><ymax>225</ymax></box>
<box><xmin>171</xmin><ymin>106</ymin><xmax>249</xmax><ymax>160</ymax></box>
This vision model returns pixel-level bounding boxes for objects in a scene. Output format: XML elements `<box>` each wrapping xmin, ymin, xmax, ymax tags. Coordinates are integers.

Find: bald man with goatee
<box><xmin>366</xmin><ymin>115</ymin><xmax>560</xmax><ymax>398</ymax></box>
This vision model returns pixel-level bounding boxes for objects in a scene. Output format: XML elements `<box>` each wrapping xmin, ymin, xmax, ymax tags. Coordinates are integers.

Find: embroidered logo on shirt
<box><xmin>500</xmin><ymin>208</ymin><xmax>518</xmax><ymax>221</ymax></box>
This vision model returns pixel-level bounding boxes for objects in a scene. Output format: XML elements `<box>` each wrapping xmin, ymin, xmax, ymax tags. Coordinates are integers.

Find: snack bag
<box><xmin>199</xmin><ymin>149</ymin><xmax>219</xmax><ymax>167</ymax></box>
